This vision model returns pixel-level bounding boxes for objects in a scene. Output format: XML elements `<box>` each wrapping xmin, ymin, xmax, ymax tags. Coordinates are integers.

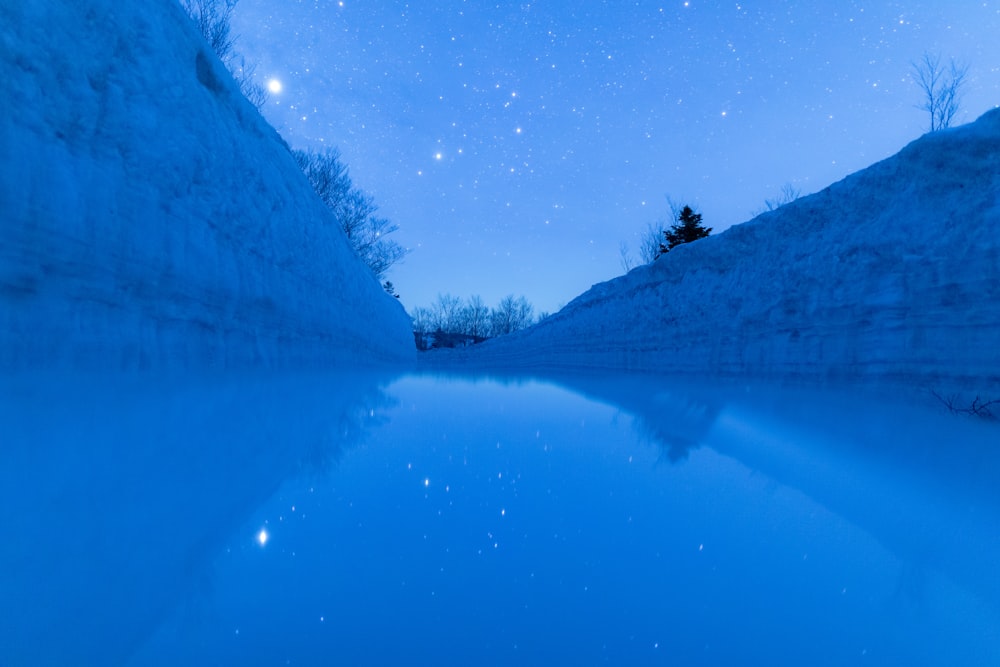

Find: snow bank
<box><xmin>442</xmin><ymin>109</ymin><xmax>1000</xmax><ymax>386</ymax></box>
<box><xmin>0</xmin><ymin>1</ymin><xmax>414</xmax><ymax>369</ymax></box>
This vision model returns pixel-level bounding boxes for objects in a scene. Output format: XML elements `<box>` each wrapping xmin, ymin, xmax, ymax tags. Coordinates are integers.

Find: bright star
<box><xmin>267</xmin><ymin>78</ymin><xmax>283</xmax><ymax>94</ymax></box>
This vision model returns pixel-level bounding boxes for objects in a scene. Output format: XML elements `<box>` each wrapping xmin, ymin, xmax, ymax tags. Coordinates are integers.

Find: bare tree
<box><xmin>180</xmin><ymin>0</ymin><xmax>269</xmax><ymax>110</ymax></box>
<box><xmin>410</xmin><ymin>307</ymin><xmax>434</xmax><ymax>335</ymax></box>
<box><xmin>410</xmin><ymin>306</ymin><xmax>434</xmax><ymax>349</ymax></box>
<box><xmin>911</xmin><ymin>52</ymin><xmax>969</xmax><ymax>132</ymax></box>
<box><xmin>638</xmin><ymin>221</ymin><xmax>667</xmax><ymax>264</ymax></box>
<box><xmin>361</xmin><ymin>219</ymin><xmax>407</xmax><ymax>282</ymax></box>
<box><xmin>433</xmin><ymin>294</ymin><xmax>464</xmax><ymax>333</ymax></box>
<box><xmin>752</xmin><ymin>182</ymin><xmax>801</xmax><ymax>217</ymax></box>
<box><xmin>410</xmin><ymin>294</ymin><xmax>536</xmax><ymax>344</ymax></box>
<box><xmin>229</xmin><ymin>55</ymin><xmax>268</xmax><ymax>111</ymax></box>
<box><xmin>293</xmin><ymin>148</ymin><xmax>408</xmax><ymax>281</ymax></box>
<box><xmin>340</xmin><ymin>191</ymin><xmax>381</xmax><ymax>245</ymax></box>
<box><xmin>293</xmin><ymin>148</ymin><xmax>352</xmax><ymax>211</ymax></box>
<box><xmin>460</xmin><ymin>295</ymin><xmax>491</xmax><ymax>338</ymax></box>
<box><xmin>637</xmin><ymin>197</ymin><xmax>684</xmax><ymax>264</ymax></box>
<box><xmin>490</xmin><ymin>295</ymin><xmax>534</xmax><ymax>336</ymax></box>
<box><xmin>619</xmin><ymin>240</ymin><xmax>635</xmax><ymax>273</ymax></box>
<box><xmin>180</xmin><ymin>0</ymin><xmax>237</xmax><ymax>60</ymax></box>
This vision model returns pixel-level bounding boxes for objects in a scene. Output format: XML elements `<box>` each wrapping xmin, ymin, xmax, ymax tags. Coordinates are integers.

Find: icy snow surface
<box><xmin>440</xmin><ymin>110</ymin><xmax>1000</xmax><ymax>387</ymax></box>
<box><xmin>0</xmin><ymin>1</ymin><xmax>413</xmax><ymax>369</ymax></box>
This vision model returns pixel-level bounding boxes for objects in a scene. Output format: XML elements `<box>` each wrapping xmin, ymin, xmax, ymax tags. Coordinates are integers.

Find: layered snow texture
<box><xmin>0</xmin><ymin>1</ymin><xmax>414</xmax><ymax>369</ymax></box>
<box><xmin>453</xmin><ymin>109</ymin><xmax>1000</xmax><ymax>386</ymax></box>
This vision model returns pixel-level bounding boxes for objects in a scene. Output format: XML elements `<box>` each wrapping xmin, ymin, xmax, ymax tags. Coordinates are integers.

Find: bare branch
<box><xmin>930</xmin><ymin>389</ymin><xmax>999</xmax><ymax>420</ymax></box>
<box><xmin>752</xmin><ymin>182</ymin><xmax>801</xmax><ymax>217</ymax></box>
<box><xmin>229</xmin><ymin>56</ymin><xmax>268</xmax><ymax>110</ymax></box>
<box><xmin>180</xmin><ymin>0</ymin><xmax>269</xmax><ymax>109</ymax></box>
<box><xmin>180</xmin><ymin>0</ymin><xmax>238</xmax><ymax>61</ymax></box>
<box><xmin>911</xmin><ymin>52</ymin><xmax>969</xmax><ymax>132</ymax></box>
<box><xmin>638</xmin><ymin>221</ymin><xmax>666</xmax><ymax>264</ymax></box>
<box><xmin>619</xmin><ymin>240</ymin><xmax>635</xmax><ymax>273</ymax></box>
<box><xmin>293</xmin><ymin>148</ymin><xmax>408</xmax><ymax>281</ymax></box>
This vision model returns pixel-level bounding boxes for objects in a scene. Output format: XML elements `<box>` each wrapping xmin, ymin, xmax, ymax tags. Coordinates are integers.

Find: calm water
<box><xmin>2</xmin><ymin>371</ymin><xmax>998</xmax><ymax>666</ymax></box>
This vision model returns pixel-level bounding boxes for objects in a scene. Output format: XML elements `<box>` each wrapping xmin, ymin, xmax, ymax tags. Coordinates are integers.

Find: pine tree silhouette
<box><xmin>658</xmin><ymin>205</ymin><xmax>712</xmax><ymax>257</ymax></box>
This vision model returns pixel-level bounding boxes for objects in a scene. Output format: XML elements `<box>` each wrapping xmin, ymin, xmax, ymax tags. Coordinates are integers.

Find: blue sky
<box><xmin>233</xmin><ymin>1</ymin><xmax>1000</xmax><ymax>314</ymax></box>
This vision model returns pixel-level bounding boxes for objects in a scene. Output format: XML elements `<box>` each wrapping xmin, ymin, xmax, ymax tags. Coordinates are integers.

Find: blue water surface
<box><xmin>2</xmin><ymin>371</ymin><xmax>998</xmax><ymax>666</ymax></box>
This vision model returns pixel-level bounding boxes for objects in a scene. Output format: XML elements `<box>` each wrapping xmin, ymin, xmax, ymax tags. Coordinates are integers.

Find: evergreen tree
<box><xmin>658</xmin><ymin>205</ymin><xmax>711</xmax><ymax>257</ymax></box>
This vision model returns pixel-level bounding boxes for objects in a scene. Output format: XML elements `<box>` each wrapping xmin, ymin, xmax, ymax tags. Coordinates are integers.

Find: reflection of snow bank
<box><xmin>0</xmin><ymin>369</ymin><xmax>396</xmax><ymax>666</ymax></box>
<box><xmin>0</xmin><ymin>1</ymin><xmax>413</xmax><ymax>369</ymax></box>
<box><xmin>447</xmin><ymin>110</ymin><xmax>1000</xmax><ymax>386</ymax></box>
<box><xmin>540</xmin><ymin>370</ymin><xmax>1000</xmax><ymax>656</ymax></box>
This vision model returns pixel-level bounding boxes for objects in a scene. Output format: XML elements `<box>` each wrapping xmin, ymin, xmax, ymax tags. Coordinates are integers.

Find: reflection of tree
<box><xmin>633</xmin><ymin>417</ymin><xmax>704</xmax><ymax>463</ymax></box>
<box><xmin>597</xmin><ymin>380</ymin><xmax>722</xmax><ymax>465</ymax></box>
<box><xmin>301</xmin><ymin>386</ymin><xmax>399</xmax><ymax>474</ymax></box>
<box><xmin>892</xmin><ymin>561</ymin><xmax>927</xmax><ymax>609</ymax></box>
<box><xmin>536</xmin><ymin>372</ymin><xmax>722</xmax><ymax>465</ymax></box>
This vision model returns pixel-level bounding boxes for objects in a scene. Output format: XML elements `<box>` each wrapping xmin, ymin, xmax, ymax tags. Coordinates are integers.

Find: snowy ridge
<box><xmin>441</xmin><ymin>109</ymin><xmax>1000</xmax><ymax>386</ymax></box>
<box><xmin>0</xmin><ymin>1</ymin><xmax>414</xmax><ymax>368</ymax></box>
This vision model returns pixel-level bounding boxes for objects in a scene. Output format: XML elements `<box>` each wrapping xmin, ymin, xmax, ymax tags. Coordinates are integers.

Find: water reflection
<box><xmin>546</xmin><ymin>372</ymin><xmax>722</xmax><ymax>463</ymax></box>
<box><xmin>0</xmin><ymin>370</ymin><xmax>398</xmax><ymax>667</ymax></box>
<box><xmin>548</xmin><ymin>371</ymin><xmax>1000</xmax><ymax>619</ymax></box>
<box><xmin>3</xmin><ymin>370</ymin><xmax>998</xmax><ymax>665</ymax></box>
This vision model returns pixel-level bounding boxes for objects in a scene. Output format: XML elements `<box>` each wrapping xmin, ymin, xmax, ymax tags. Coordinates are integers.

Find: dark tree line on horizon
<box><xmin>410</xmin><ymin>294</ymin><xmax>542</xmax><ymax>350</ymax></box>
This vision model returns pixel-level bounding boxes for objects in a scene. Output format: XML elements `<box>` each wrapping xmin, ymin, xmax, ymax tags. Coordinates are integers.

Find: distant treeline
<box><xmin>410</xmin><ymin>294</ymin><xmax>544</xmax><ymax>350</ymax></box>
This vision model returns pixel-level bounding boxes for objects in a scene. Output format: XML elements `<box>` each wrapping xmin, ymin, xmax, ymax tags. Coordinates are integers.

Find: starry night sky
<box><xmin>231</xmin><ymin>1</ymin><xmax>1000</xmax><ymax>314</ymax></box>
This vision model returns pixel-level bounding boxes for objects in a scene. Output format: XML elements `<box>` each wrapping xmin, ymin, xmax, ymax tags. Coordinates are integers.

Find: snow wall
<box><xmin>0</xmin><ymin>1</ymin><xmax>414</xmax><ymax>369</ymax></box>
<box><xmin>447</xmin><ymin>109</ymin><xmax>1000</xmax><ymax>387</ymax></box>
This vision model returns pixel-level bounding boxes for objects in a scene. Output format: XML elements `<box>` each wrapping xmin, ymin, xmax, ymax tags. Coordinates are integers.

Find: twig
<box><xmin>931</xmin><ymin>389</ymin><xmax>999</xmax><ymax>420</ymax></box>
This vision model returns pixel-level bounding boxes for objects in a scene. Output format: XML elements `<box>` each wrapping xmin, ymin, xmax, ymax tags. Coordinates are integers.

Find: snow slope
<box><xmin>440</xmin><ymin>109</ymin><xmax>1000</xmax><ymax>386</ymax></box>
<box><xmin>0</xmin><ymin>1</ymin><xmax>413</xmax><ymax>369</ymax></box>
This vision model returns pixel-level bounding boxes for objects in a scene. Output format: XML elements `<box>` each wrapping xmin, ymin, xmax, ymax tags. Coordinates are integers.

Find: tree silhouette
<box><xmin>658</xmin><ymin>205</ymin><xmax>711</xmax><ymax>257</ymax></box>
<box><xmin>912</xmin><ymin>52</ymin><xmax>968</xmax><ymax>132</ymax></box>
<box><xmin>180</xmin><ymin>0</ymin><xmax>268</xmax><ymax>109</ymax></box>
<box><xmin>752</xmin><ymin>182</ymin><xmax>801</xmax><ymax>217</ymax></box>
<box><xmin>293</xmin><ymin>148</ymin><xmax>407</xmax><ymax>281</ymax></box>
